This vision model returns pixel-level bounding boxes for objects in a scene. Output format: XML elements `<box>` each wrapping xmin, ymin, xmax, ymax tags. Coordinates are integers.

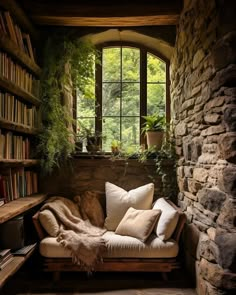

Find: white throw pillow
<box><xmin>105</xmin><ymin>182</ymin><xmax>154</xmax><ymax>230</ymax></box>
<box><xmin>152</xmin><ymin>198</ymin><xmax>179</xmax><ymax>241</ymax></box>
<box><xmin>39</xmin><ymin>209</ymin><xmax>60</xmax><ymax>237</ymax></box>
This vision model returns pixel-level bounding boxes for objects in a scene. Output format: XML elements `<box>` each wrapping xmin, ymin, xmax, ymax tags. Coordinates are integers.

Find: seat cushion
<box><xmin>39</xmin><ymin>231</ymin><xmax>179</xmax><ymax>259</ymax></box>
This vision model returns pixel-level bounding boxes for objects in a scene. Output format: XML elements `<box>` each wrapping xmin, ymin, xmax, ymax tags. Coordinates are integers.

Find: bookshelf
<box><xmin>0</xmin><ymin>0</ymin><xmax>45</xmax><ymax>289</ymax></box>
<box><xmin>0</xmin><ymin>244</ymin><xmax>36</xmax><ymax>288</ymax></box>
<box><xmin>0</xmin><ymin>1</ymin><xmax>42</xmax><ymax>206</ymax></box>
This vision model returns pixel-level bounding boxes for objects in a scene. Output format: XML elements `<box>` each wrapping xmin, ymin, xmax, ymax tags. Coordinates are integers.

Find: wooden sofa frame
<box><xmin>32</xmin><ymin>200</ymin><xmax>186</xmax><ymax>280</ymax></box>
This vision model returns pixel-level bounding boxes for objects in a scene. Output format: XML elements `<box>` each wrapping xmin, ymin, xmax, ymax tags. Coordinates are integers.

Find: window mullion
<box><xmin>96</xmin><ymin>47</ymin><xmax>102</xmax><ymax>135</ymax></box>
<box><xmin>140</xmin><ymin>49</ymin><xmax>147</xmax><ymax>147</ymax></box>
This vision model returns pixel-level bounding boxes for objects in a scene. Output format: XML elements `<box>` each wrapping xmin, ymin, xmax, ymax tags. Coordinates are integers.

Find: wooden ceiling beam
<box><xmin>30</xmin><ymin>15</ymin><xmax>180</xmax><ymax>27</ymax></box>
<box><xmin>20</xmin><ymin>1</ymin><xmax>182</xmax><ymax>26</ymax></box>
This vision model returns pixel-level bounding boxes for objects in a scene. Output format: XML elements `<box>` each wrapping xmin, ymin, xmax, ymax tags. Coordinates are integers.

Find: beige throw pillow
<box><xmin>115</xmin><ymin>207</ymin><xmax>162</xmax><ymax>242</ymax></box>
<box><xmin>105</xmin><ymin>182</ymin><xmax>154</xmax><ymax>230</ymax></box>
<box><xmin>152</xmin><ymin>198</ymin><xmax>179</xmax><ymax>241</ymax></box>
<box><xmin>39</xmin><ymin>209</ymin><xmax>60</xmax><ymax>237</ymax></box>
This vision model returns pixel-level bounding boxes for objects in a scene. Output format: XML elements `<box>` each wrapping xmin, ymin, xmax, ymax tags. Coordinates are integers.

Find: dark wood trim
<box><xmin>0</xmin><ymin>76</ymin><xmax>40</xmax><ymax>106</ymax></box>
<box><xmin>0</xmin><ymin>194</ymin><xmax>47</xmax><ymax>224</ymax></box>
<box><xmin>0</xmin><ymin>159</ymin><xmax>39</xmax><ymax>167</ymax></box>
<box><xmin>0</xmin><ymin>118</ymin><xmax>38</xmax><ymax>135</ymax></box>
<box><xmin>20</xmin><ymin>1</ymin><xmax>182</xmax><ymax>26</ymax></box>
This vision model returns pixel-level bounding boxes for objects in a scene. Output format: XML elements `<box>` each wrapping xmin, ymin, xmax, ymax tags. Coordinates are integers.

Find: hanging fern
<box><xmin>37</xmin><ymin>33</ymin><xmax>98</xmax><ymax>174</ymax></box>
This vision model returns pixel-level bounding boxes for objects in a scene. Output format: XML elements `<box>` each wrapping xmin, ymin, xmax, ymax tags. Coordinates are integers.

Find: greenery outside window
<box><xmin>77</xmin><ymin>42</ymin><xmax>170</xmax><ymax>153</ymax></box>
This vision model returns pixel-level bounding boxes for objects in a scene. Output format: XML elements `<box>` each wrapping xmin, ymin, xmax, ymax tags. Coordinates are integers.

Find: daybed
<box><xmin>32</xmin><ymin>182</ymin><xmax>186</xmax><ymax>280</ymax></box>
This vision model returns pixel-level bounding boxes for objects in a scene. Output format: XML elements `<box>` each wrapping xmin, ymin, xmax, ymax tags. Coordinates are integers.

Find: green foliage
<box><xmin>37</xmin><ymin>34</ymin><xmax>98</xmax><ymax>173</ymax></box>
<box><xmin>155</xmin><ymin>135</ymin><xmax>178</xmax><ymax>199</ymax></box>
<box><xmin>141</xmin><ymin>114</ymin><xmax>166</xmax><ymax>133</ymax></box>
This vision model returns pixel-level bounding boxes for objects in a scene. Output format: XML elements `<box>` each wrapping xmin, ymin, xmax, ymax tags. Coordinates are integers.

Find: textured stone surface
<box><xmin>200</xmin><ymin>258</ymin><xmax>236</xmax><ymax>290</ymax></box>
<box><xmin>171</xmin><ymin>0</ymin><xmax>236</xmax><ymax>293</ymax></box>
<box><xmin>197</xmin><ymin>188</ymin><xmax>226</xmax><ymax>213</ymax></box>
<box><xmin>219</xmin><ymin>132</ymin><xmax>236</xmax><ymax>163</ymax></box>
<box><xmin>218</xmin><ymin>166</ymin><xmax>236</xmax><ymax>195</ymax></box>
<box><xmin>215</xmin><ymin>233</ymin><xmax>236</xmax><ymax>271</ymax></box>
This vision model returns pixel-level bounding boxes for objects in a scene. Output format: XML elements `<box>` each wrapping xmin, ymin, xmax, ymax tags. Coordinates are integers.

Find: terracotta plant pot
<box><xmin>146</xmin><ymin>131</ymin><xmax>164</xmax><ymax>150</ymax></box>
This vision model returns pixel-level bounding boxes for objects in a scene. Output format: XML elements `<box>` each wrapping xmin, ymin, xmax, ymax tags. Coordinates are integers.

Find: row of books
<box><xmin>0</xmin><ymin>130</ymin><xmax>31</xmax><ymax>160</ymax></box>
<box><xmin>0</xmin><ymin>249</ymin><xmax>13</xmax><ymax>270</ymax></box>
<box><xmin>0</xmin><ymin>50</ymin><xmax>34</xmax><ymax>94</ymax></box>
<box><xmin>0</xmin><ymin>9</ymin><xmax>35</xmax><ymax>61</ymax></box>
<box><xmin>0</xmin><ymin>168</ymin><xmax>38</xmax><ymax>202</ymax></box>
<box><xmin>0</xmin><ymin>90</ymin><xmax>38</xmax><ymax>127</ymax></box>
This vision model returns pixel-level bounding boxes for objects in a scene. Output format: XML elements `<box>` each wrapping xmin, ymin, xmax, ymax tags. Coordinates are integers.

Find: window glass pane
<box><xmin>77</xmin><ymin>94</ymin><xmax>95</xmax><ymax>117</ymax></box>
<box><xmin>122</xmin><ymin>48</ymin><xmax>140</xmax><ymax>82</ymax></box>
<box><xmin>147</xmin><ymin>83</ymin><xmax>166</xmax><ymax>116</ymax></box>
<box><xmin>121</xmin><ymin>117</ymin><xmax>140</xmax><ymax>150</ymax></box>
<box><xmin>77</xmin><ymin>118</ymin><xmax>95</xmax><ymax>136</ymax></box>
<box><xmin>122</xmin><ymin>83</ymin><xmax>140</xmax><ymax>116</ymax></box>
<box><xmin>103</xmin><ymin>48</ymin><xmax>121</xmax><ymax>82</ymax></box>
<box><xmin>147</xmin><ymin>54</ymin><xmax>166</xmax><ymax>83</ymax></box>
<box><xmin>102</xmin><ymin>117</ymin><xmax>120</xmax><ymax>152</ymax></box>
<box><xmin>102</xmin><ymin>83</ymin><xmax>121</xmax><ymax>116</ymax></box>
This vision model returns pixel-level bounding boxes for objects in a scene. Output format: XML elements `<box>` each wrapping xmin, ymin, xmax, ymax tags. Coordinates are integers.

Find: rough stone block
<box><xmin>217</xmin><ymin>199</ymin><xmax>236</xmax><ymax>231</ymax></box>
<box><xmin>193</xmin><ymin>167</ymin><xmax>209</xmax><ymax>182</ymax></box>
<box><xmin>212</xmin><ymin>31</ymin><xmax>236</xmax><ymax>71</ymax></box>
<box><xmin>197</xmin><ymin>188</ymin><xmax>227</xmax><ymax>213</ymax></box>
<box><xmin>201</xmin><ymin>125</ymin><xmax>225</xmax><ymax>137</ymax></box>
<box><xmin>223</xmin><ymin>104</ymin><xmax>236</xmax><ymax>132</ymax></box>
<box><xmin>211</xmin><ymin>64</ymin><xmax>236</xmax><ymax>92</ymax></box>
<box><xmin>204</xmin><ymin>113</ymin><xmax>221</xmax><ymax>124</ymax></box>
<box><xmin>193</xmin><ymin>207</ymin><xmax>215</xmax><ymax>226</ymax></box>
<box><xmin>219</xmin><ymin>132</ymin><xmax>236</xmax><ymax>163</ymax></box>
<box><xmin>215</xmin><ymin>232</ymin><xmax>236</xmax><ymax>271</ymax></box>
<box><xmin>188</xmin><ymin>178</ymin><xmax>202</xmax><ymax>193</ymax></box>
<box><xmin>218</xmin><ymin>165</ymin><xmax>236</xmax><ymax>195</ymax></box>
<box><xmin>200</xmin><ymin>258</ymin><xmax>236</xmax><ymax>290</ymax></box>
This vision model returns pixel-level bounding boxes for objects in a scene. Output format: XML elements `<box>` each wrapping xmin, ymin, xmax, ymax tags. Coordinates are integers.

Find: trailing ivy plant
<box><xmin>37</xmin><ymin>33</ymin><xmax>99</xmax><ymax>174</ymax></box>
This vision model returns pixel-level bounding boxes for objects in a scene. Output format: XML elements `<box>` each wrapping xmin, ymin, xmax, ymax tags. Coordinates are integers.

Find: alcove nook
<box><xmin>0</xmin><ymin>0</ymin><xmax>235</xmax><ymax>294</ymax></box>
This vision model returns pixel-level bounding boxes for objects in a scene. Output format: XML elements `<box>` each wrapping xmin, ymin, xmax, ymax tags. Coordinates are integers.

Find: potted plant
<box><xmin>141</xmin><ymin>114</ymin><xmax>165</xmax><ymax>150</ymax></box>
<box><xmin>111</xmin><ymin>139</ymin><xmax>121</xmax><ymax>155</ymax></box>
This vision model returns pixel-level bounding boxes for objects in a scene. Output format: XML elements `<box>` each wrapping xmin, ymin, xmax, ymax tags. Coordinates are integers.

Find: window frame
<box><xmin>76</xmin><ymin>41</ymin><xmax>170</xmax><ymax>149</ymax></box>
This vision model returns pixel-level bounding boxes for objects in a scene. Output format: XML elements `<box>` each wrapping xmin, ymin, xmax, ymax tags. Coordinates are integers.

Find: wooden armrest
<box><xmin>32</xmin><ymin>211</ymin><xmax>47</xmax><ymax>240</ymax></box>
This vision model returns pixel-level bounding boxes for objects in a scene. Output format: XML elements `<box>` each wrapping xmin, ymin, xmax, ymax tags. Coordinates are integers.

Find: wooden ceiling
<box><xmin>20</xmin><ymin>0</ymin><xmax>183</xmax><ymax>27</ymax></box>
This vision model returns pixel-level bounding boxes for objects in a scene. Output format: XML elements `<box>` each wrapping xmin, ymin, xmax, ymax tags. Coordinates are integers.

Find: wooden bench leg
<box><xmin>162</xmin><ymin>272</ymin><xmax>168</xmax><ymax>281</ymax></box>
<box><xmin>53</xmin><ymin>271</ymin><xmax>61</xmax><ymax>281</ymax></box>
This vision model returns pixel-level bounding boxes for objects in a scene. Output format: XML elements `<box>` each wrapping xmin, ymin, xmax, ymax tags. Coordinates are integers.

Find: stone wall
<box><xmin>39</xmin><ymin>157</ymin><xmax>162</xmax><ymax>199</ymax></box>
<box><xmin>170</xmin><ymin>0</ymin><xmax>236</xmax><ymax>294</ymax></box>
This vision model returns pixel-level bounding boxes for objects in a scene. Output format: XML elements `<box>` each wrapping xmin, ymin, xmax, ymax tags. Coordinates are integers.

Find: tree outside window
<box><xmin>77</xmin><ymin>43</ymin><xmax>168</xmax><ymax>153</ymax></box>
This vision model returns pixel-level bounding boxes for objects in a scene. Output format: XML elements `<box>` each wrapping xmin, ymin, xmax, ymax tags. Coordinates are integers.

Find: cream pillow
<box><xmin>105</xmin><ymin>182</ymin><xmax>154</xmax><ymax>230</ymax></box>
<box><xmin>115</xmin><ymin>207</ymin><xmax>162</xmax><ymax>242</ymax></box>
<box><xmin>39</xmin><ymin>209</ymin><xmax>60</xmax><ymax>237</ymax></box>
<box><xmin>152</xmin><ymin>198</ymin><xmax>179</xmax><ymax>241</ymax></box>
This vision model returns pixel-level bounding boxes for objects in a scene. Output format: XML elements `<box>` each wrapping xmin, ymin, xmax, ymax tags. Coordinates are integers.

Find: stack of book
<box><xmin>0</xmin><ymin>249</ymin><xmax>13</xmax><ymax>270</ymax></box>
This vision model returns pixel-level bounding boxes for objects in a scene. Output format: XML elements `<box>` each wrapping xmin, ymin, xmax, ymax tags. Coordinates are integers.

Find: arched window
<box><xmin>77</xmin><ymin>42</ymin><xmax>170</xmax><ymax>153</ymax></box>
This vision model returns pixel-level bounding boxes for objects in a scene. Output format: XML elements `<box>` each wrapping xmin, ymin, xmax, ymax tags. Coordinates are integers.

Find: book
<box><xmin>0</xmin><ymin>248</ymin><xmax>11</xmax><ymax>258</ymax></box>
<box><xmin>4</xmin><ymin>11</ymin><xmax>18</xmax><ymax>44</ymax></box>
<box><xmin>22</xmin><ymin>33</ymin><xmax>35</xmax><ymax>62</ymax></box>
<box><xmin>12</xmin><ymin>243</ymin><xmax>36</xmax><ymax>256</ymax></box>
<box><xmin>0</xmin><ymin>256</ymin><xmax>14</xmax><ymax>270</ymax></box>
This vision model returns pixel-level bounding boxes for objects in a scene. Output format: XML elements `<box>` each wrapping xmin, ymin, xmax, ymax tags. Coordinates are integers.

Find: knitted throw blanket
<box><xmin>41</xmin><ymin>197</ymin><xmax>107</xmax><ymax>270</ymax></box>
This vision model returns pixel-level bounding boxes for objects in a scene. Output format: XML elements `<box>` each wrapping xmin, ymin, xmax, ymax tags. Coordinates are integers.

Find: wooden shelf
<box><xmin>0</xmin><ymin>35</ymin><xmax>41</xmax><ymax>76</ymax></box>
<box><xmin>0</xmin><ymin>76</ymin><xmax>40</xmax><ymax>106</ymax></box>
<box><xmin>0</xmin><ymin>244</ymin><xmax>36</xmax><ymax>289</ymax></box>
<box><xmin>0</xmin><ymin>118</ymin><xmax>38</xmax><ymax>135</ymax></box>
<box><xmin>0</xmin><ymin>194</ymin><xmax>47</xmax><ymax>224</ymax></box>
<box><xmin>0</xmin><ymin>159</ymin><xmax>39</xmax><ymax>167</ymax></box>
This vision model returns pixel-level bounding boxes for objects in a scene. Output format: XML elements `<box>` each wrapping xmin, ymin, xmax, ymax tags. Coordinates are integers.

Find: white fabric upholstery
<box><xmin>39</xmin><ymin>232</ymin><xmax>179</xmax><ymax>259</ymax></box>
